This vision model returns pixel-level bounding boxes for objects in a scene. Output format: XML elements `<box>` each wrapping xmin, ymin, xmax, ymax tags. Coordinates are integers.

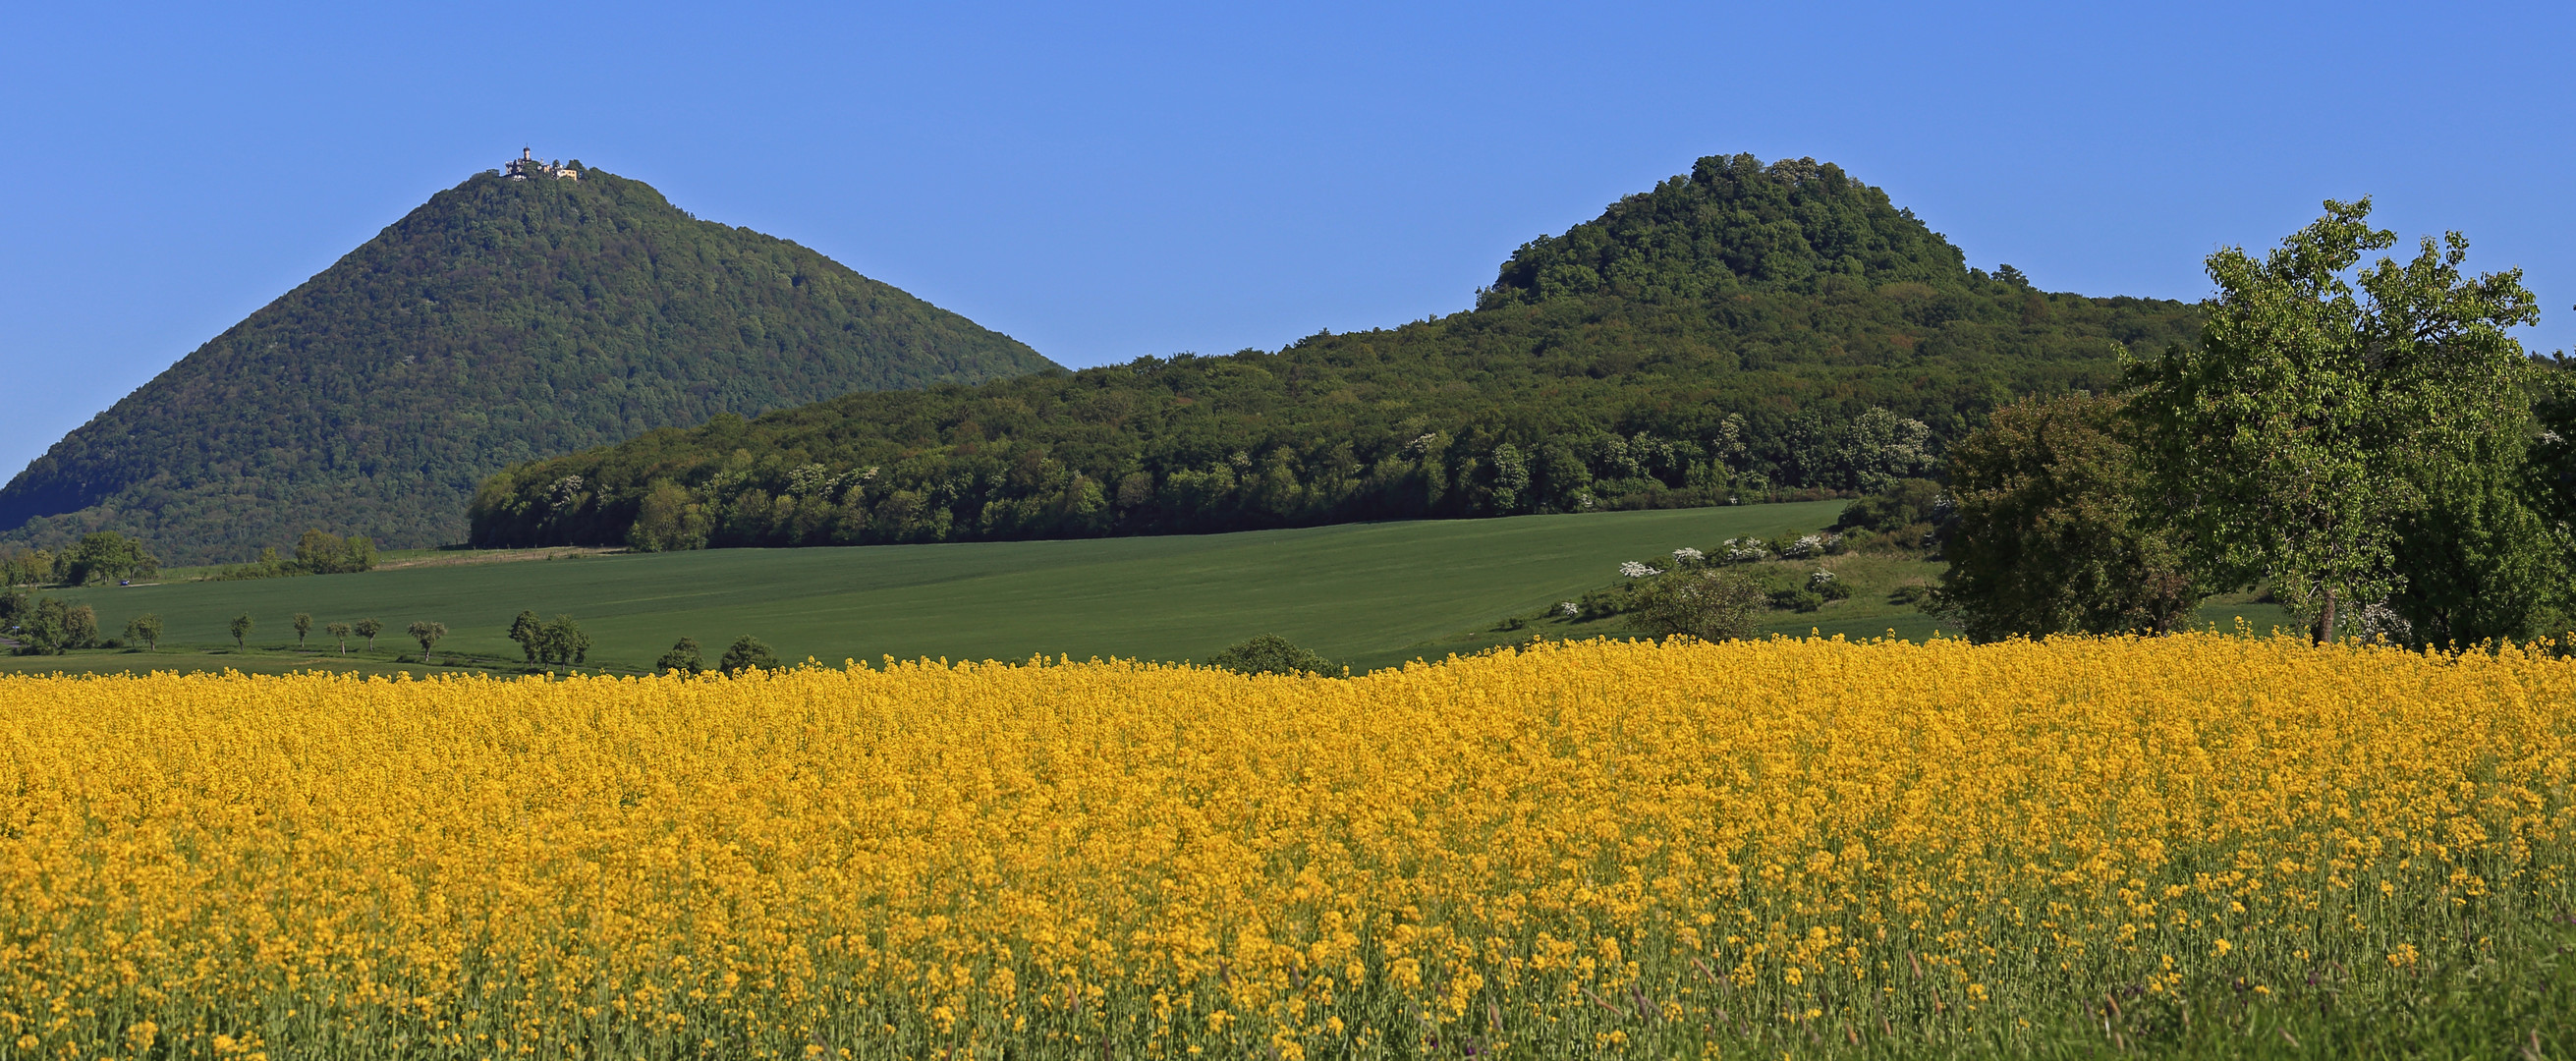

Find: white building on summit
<box><xmin>504</xmin><ymin>147</ymin><xmax>580</xmax><ymax>181</ymax></box>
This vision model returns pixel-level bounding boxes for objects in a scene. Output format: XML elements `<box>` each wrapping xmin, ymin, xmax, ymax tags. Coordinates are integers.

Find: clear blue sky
<box><xmin>5</xmin><ymin>2</ymin><xmax>2571</xmax><ymax>481</ymax></box>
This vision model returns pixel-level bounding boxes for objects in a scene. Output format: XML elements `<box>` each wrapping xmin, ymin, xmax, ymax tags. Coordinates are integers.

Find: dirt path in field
<box><xmin>374</xmin><ymin>547</ymin><xmax>626</xmax><ymax>571</ymax></box>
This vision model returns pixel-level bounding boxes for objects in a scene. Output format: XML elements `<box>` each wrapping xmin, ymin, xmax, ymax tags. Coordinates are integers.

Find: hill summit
<box><xmin>1</xmin><ymin>158</ymin><xmax>1055</xmax><ymax>564</ymax></box>
<box><xmin>468</xmin><ymin>154</ymin><xmax>2203</xmax><ymax>554</ymax></box>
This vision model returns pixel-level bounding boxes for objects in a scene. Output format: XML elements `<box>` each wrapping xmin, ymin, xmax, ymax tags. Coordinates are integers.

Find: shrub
<box><xmin>1626</xmin><ymin>569</ymin><xmax>1770</xmax><ymax>641</ymax></box>
<box><xmin>1575</xmin><ymin>586</ymin><xmax>1629</xmax><ymax>621</ymax></box>
<box><xmin>292</xmin><ymin>530</ymin><xmax>378</xmax><ymax>575</ymax></box>
<box><xmin>1834</xmin><ymin>476</ymin><xmax>1948</xmax><ymax>533</ymax></box>
<box><xmin>1206</xmin><ymin>635</ymin><xmax>1334</xmax><ymax>676</ymax></box>
<box><xmin>655</xmin><ymin>638</ymin><xmax>705</xmax><ymax>675</ymax></box>
<box><xmin>718</xmin><ymin>636</ymin><xmax>780</xmax><ymax>676</ymax></box>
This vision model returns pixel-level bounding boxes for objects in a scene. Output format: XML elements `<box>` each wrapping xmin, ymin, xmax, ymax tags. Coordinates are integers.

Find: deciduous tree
<box><xmin>509</xmin><ymin>610</ymin><xmax>542</xmax><ymax>662</ymax></box>
<box><xmin>124</xmin><ymin>613</ymin><xmax>163</xmax><ymax>650</ymax></box>
<box><xmin>654</xmin><ymin>638</ymin><xmax>704</xmax><ymax>675</ymax></box>
<box><xmin>2128</xmin><ymin>199</ymin><xmax>2541</xmax><ymax>642</ymax></box>
<box><xmin>407</xmin><ymin>621</ymin><xmax>448</xmax><ymax>665</ymax></box>
<box><xmin>1624</xmin><ymin>569</ymin><xmax>1770</xmax><ymax>642</ymax></box>
<box><xmin>1934</xmin><ymin>394</ymin><xmax>2211</xmax><ymax>641</ymax></box>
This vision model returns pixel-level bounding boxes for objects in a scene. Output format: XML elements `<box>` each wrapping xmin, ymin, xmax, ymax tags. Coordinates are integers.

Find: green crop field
<box><xmin>20</xmin><ymin>504</ymin><xmax>1833</xmax><ymax>674</ymax></box>
<box><xmin>11</xmin><ymin>501</ymin><xmax>2302</xmax><ymax>677</ymax></box>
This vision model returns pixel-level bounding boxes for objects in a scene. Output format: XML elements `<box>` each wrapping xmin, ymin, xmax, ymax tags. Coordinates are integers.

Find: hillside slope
<box><xmin>1</xmin><ymin>163</ymin><xmax>1055</xmax><ymax>563</ymax></box>
<box><xmin>473</xmin><ymin>153</ymin><xmax>2200</xmax><ymax>551</ymax></box>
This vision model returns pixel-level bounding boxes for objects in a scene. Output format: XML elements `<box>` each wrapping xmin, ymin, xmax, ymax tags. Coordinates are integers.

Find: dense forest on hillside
<box><xmin>0</xmin><ymin>165</ymin><xmax>1053</xmax><ymax>564</ymax></box>
<box><xmin>472</xmin><ymin>154</ymin><xmax>2201</xmax><ymax>551</ymax></box>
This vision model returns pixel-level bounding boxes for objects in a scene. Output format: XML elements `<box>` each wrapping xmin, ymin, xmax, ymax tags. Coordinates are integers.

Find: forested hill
<box><xmin>471</xmin><ymin>153</ymin><xmax>2202</xmax><ymax>552</ymax></box>
<box><xmin>0</xmin><ymin>165</ymin><xmax>1055</xmax><ymax>564</ymax></box>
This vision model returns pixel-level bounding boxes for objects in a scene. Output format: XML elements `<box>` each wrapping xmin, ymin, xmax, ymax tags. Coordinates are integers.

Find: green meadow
<box><xmin>14</xmin><ymin>501</ymin><xmax>2299</xmax><ymax>677</ymax></box>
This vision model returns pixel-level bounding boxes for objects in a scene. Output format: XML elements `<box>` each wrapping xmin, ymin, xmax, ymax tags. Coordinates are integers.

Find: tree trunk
<box><xmin>2314</xmin><ymin>587</ymin><xmax>2338</xmax><ymax>644</ymax></box>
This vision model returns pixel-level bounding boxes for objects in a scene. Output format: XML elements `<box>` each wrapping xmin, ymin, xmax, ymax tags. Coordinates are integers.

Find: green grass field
<box><xmin>11</xmin><ymin>502</ymin><xmax>2305</xmax><ymax>677</ymax></box>
<box><xmin>23</xmin><ymin>504</ymin><xmax>1840</xmax><ymax>673</ymax></box>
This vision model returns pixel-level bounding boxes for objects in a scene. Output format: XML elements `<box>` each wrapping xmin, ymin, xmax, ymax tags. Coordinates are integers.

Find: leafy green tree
<box><xmin>15</xmin><ymin>598</ymin><xmax>70</xmax><ymax>655</ymax></box>
<box><xmin>124</xmin><ymin>613</ymin><xmax>163</xmax><ymax>650</ymax></box>
<box><xmin>1206</xmin><ymin>635</ymin><xmax>1334</xmax><ymax>676</ymax></box>
<box><xmin>2128</xmin><ymin>199</ymin><xmax>2542</xmax><ymax>642</ymax></box>
<box><xmin>0</xmin><ymin>587</ymin><xmax>30</xmax><ymax>631</ymax></box>
<box><xmin>717</xmin><ymin>636</ymin><xmax>780</xmax><ymax>676</ymax></box>
<box><xmin>1832</xmin><ymin>477</ymin><xmax>1947</xmax><ymax>537</ymax></box>
<box><xmin>292</xmin><ymin>612</ymin><xmax>312</xmax><ymax>647</ymax></box>
<box><xmin>508</xmin><ymin>610</ymin><xmax>542</xmax><ymax>662</ymax></box>
<box><xmin>59</xmin><ymin>603</ymin><xmax>96</xmax><ymax>649</ymax></box>
<box><xmin>628</xmin><ymin>481</ymin><xmax>713</xmax><ymax>552</ymax></box>
<box><xmin>355</xmin><ymin>618</ymin><xmax>383</xmax><ymax>650</ymax></box>
<box><xmin>58</xmin><ymin>531</ymin><xmax>158</xmax><ymax>586</ymax></box>
<box><xmin>0</xmin><ymin>547</ymin><xmax>51</xmax><ymax>586</ymax></box>
<box><xmin>537</xmin><ymin>615</ymin><xmax>589</xmax><ymax>665</ymax></box>
<box><xmin>1624</xmin><ymin>569</ymin><xmax>1770</xmax><ymax>642</ymax></box>
<box><xmin>1934</xmin><ymin>394</ymin><xmax>2211</xmax><ymax>641</ymax></box>
<box><xmin>2384</xmin><ymin>434</ymin><xmax>2569</xmax><ymax>646</ymax></box>
<box><xmin>325</xmin><ymin>622</ymin><xmax>352</xmax><ymax>655</ymax></box>
<box><xmin>407</xmin><ymin>621</ymin><xmax>448</xmax><ymax>664</ymax></box>
<box><xmin>229</xmin><ymin>613</ymin><xmax>253</xmax><ymax>648</ymax></box>
<box><xmin>654</xmin><ymin>638</ymin><xmax>705</xmax><ymax>675</ymax></box>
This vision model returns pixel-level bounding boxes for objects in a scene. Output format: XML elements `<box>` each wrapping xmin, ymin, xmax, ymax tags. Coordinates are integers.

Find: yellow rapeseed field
<box><xmin>2</xmin><ymin>634</ymin><xmax>2572</xmax><ymax>1058</ymax></box>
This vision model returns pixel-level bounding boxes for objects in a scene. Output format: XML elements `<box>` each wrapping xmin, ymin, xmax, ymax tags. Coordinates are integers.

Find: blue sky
<box><xmin>4</xmin><ymin>2</ymin><xmax>2571</xmax><ymax>480</ymax></box>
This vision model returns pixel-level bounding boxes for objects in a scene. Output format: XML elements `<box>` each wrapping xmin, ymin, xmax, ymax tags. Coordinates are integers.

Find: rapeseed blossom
<box><xmin>0</xmin><ymin>633</ymin><xmax>2569</xmax><ymax>1056</ymax></box>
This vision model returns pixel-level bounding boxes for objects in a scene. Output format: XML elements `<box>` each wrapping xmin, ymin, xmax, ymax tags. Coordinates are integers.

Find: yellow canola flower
<box><xmin>0</xmin><ymin>632</ymin><xmax>2569</xmax><ymax>1057</ymax></box>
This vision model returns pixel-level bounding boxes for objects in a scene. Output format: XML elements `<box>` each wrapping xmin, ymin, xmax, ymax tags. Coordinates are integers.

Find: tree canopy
<box><xmin>2127</xmin><ymin>198</ymin><xmax>2550</xmax><ymax>643</ymax></box>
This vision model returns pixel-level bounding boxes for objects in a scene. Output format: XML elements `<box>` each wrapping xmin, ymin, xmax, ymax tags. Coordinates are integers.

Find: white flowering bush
<box><xmin>1808</xmin><ymin>570</ymin><xmax>1837</xmax><ymax>590</ymax></box>
<box><xmin>1719</xmin><ymin>537</ymin><xmax>1769</xmax><ymax>563</ymax></box>
<box><xmin>1671</xmin><ymin>547</ymin><xmax>1706</xmax><ymax>567</ymax></box>
<box><xmin>1619</xmin><ymin>561</ymin><xmax>1664</xmax><ymax>579</ymax></box>
<box><xmin>1778</xmin><ymin>534</ymin><xmax>1826</xmax><ymax>560</ymax></box>
<box><xmin>2355</xmin><ymin>600</ymin><xmax>2413</xmax><ymax>646</ymax></box>
<box><xmin>1559</xmin><ymin>601</ymin><xmax>1582</xmax><ymax>618</ymax></box>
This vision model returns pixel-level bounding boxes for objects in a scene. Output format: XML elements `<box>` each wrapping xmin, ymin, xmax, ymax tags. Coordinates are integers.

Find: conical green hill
<box><xmin>0</xmin><ymin>163</ymin><xmax>1055</xmax><ymax>563</ymax></box>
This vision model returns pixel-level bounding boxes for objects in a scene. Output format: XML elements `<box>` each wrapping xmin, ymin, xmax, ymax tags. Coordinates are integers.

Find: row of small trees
<box><xmin>220</xmin><ymin>613</ymin><xmax>449</xmax><ymax>659</ymax></box>
<box><xmin>4</xmin><ymin>590</ymin><xmax>804</xmax><ymax>675</ymax></box>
